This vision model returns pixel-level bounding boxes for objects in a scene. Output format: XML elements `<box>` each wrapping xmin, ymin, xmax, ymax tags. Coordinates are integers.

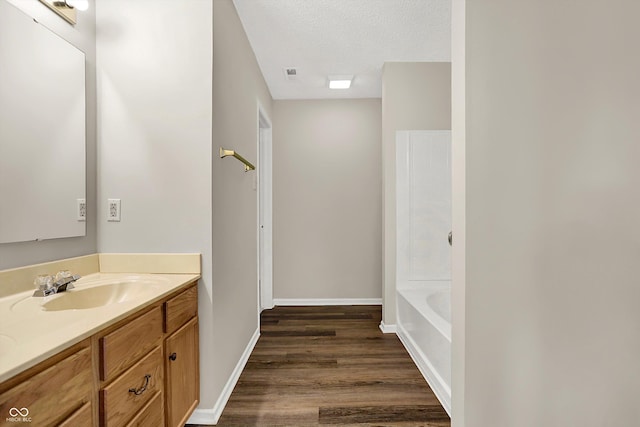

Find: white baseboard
<box><xmin>186</xmin><ymin>327</ymin><xmax>261</xmax><ymax>425</ymax></box>
<box><xmin>272</xmin><ymin>298</ymin><xmax>382</xmax><ymax>306</ymax></box>
<box><xmin>379</xmin><ymin>320</ymin><xmax>397</xmax><ymax>334</ymax></box>
<box><xmin>186</xmin><ymin>407</ymin><xmax>216</xmax><ymax>426</ymax></box>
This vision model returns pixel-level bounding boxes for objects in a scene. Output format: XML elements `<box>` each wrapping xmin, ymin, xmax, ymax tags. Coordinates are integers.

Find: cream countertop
<box><xmin>0</xmin><ymin>271</ymin><xmax>199</xmax><ymax>383</ymax></box>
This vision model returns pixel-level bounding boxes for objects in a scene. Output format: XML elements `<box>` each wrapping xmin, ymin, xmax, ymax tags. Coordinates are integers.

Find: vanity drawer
<box><xmin>100</xmin><ymin>306</ymin><xmax>163</xmax><ymax>381</ymax></box>
<box><xmin>125</xmin><ymin>391</ymin><xmax>163</xmax><ymax>427</ymax></box>
<box><xmin>101</xmin><ymin>346</ymin><xmax>163</xmax><ymax>427</ymax></box>
<box><xmin>0</xmin><ymin>346</ymin><xmax>92</xmax><ymax>427</ymax></box>
<box><xmin>59</xmin><ymin>402</ymin><xmax>92</xmax><ymax>427</ymax></box>
<box><xmin>164</xmin><ymin>284</ymin><xmax>197</xmax><ymax>334</ymax></box>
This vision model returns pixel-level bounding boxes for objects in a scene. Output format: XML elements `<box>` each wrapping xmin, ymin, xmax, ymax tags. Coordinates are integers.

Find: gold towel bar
<box><xmin>219</xmin><ymin>147</ymin><xmax>255</xmax><ymax>172</ymax></box>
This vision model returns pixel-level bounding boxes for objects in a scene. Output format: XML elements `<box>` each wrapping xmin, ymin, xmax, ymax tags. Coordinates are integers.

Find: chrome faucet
<box><xmin>33</xmin><ymin>271</ymin><xmax>80</xmax><ymax>297</ymax></box>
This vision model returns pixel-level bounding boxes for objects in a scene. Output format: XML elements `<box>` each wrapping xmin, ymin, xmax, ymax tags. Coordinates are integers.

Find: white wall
<box><xmin>382</xmin><ymin>62</ymin><xmax>451</xmax><ymax>327</ymax></box>
<box><xmin>450</xmin><ymin>0</ymin><xmax>465</xmax><ymax>425</ymax></box>
<box><xmin>210</xmin><ymin>0</ymin><xmax>272</xmax><ymax>421</ymax></box>
<box><xmin>95</xmin><ymin>0</ymin><xmax>214</xmax><ymax>409</ymax></box>
<box><xmin>462</xmin><ymin>1</ymin><xmax>640</xmax><ymax>425</ymax></box>
<box><xmin>272</xmin><ymin>99</ymin><xmax>382</xmax><ymax>301</ymax></box>
<box><xmin>0</xmin><ymin>0</ymin><xmax>97</xmax><ymax>270</ymax></box>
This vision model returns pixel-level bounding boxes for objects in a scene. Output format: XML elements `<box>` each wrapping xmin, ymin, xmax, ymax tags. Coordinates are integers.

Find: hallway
<box><xmin>196</xmin><ymin>305</ymin><xmax>450</xmax><ymax>426</ymax></box>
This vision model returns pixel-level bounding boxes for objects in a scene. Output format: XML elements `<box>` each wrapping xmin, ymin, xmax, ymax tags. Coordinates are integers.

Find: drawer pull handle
<box><xmin>128</xmin><ymin>374</ymin><xmax>151</xmax><ymax>395</ymax></box>
<box><xmin>169</xmin><ymin>352</ymin><xmax>177</xmax><ymax>361</ymax></box>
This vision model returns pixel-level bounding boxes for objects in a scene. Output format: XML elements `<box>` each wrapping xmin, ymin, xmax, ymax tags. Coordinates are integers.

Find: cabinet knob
<box><xmin>169</xmin><ymin>352</ymin><xmax>177</xmax><ymax>361</ymax></box>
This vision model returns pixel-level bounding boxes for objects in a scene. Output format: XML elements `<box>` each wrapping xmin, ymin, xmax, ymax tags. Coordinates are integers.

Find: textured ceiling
<box><xmin>232</xmin><ymin>0</ymin><xmax>451</xmax><ymax>100</ymax></box>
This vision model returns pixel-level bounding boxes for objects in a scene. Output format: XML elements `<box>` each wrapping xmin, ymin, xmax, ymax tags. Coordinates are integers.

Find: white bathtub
<box><xmin>397</xmin><ymin>283</ymin><xmax>451</xmax><ymax>415</ymax></box>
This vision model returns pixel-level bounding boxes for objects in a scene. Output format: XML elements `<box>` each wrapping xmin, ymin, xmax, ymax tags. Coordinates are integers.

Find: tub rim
<box><xmin>396</xmin><ymin>282</ymin><xmax>451</xmax><ymax>342</ymax></box>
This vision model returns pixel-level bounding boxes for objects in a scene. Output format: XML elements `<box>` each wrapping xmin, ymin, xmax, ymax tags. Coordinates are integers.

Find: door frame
<box><xmin>257</xmin><ymin>102</ymin><xmax>273</xmax><ymax>311</ymax></box>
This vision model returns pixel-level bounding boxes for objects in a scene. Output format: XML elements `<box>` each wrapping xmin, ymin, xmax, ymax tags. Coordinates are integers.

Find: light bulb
<box><xmin>66</xmin><ymin>0</ymin><xmax>89</xmax><ymax>11</ymax></box>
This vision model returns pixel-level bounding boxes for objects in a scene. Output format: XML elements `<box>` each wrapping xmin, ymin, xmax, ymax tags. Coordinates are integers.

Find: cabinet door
<box><xmin>165</xmin><ymin>317</ymin><xmax>199</xmax><ymax>427</ymax></box>
<box><xmin>0</xmin><ymin>346</ymin><xmax>92</xmax><ymax>427</ymax></box>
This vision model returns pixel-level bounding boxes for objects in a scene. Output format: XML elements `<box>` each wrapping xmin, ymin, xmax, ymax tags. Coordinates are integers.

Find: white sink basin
<box><xmin>10</xmin><ymin>277</ymin><xmax>166</xmax><ymax>312</ymax></box>
<box><xmin>42</xmin><ymin>281</ymin><xmax>159</xmax><ymax>311</ymax></box>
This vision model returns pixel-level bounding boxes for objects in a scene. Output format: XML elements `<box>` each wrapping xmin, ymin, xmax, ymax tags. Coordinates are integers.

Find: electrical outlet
<box><xmin>77</xmin><ymin>198</ymin><xmax>86</xmax><ymax>221</ymax></box>
<box><xmin>107</xmin><ymin>199</ymin><xmax>121</xmax><ymax>222</ymax></box>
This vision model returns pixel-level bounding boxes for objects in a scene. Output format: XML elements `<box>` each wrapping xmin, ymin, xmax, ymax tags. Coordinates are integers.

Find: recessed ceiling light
<box><xmin>328</xmin><ymin>75</ymin><xmax>353</xmax><ymax>89</ymax></box>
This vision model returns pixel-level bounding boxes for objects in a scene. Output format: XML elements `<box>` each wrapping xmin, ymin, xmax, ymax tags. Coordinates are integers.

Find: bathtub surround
<box><xmin>381</xmin><ymin>62</ymin><xmax>452</xmax><ymax>329</ymax></box>
<box><xmin>395</xmin><ymin>130</ymin><xmax>452</xmax><ymax>285</ymax></box>
<box><xmin>272</xmin><ymin>99</ymin><xmax>382</xmax><ymax>303</ymax></box>
<box><xmin>395</xmin><ymin>130</ymin><xmax>452</xmax><ymax>414</ymax></box>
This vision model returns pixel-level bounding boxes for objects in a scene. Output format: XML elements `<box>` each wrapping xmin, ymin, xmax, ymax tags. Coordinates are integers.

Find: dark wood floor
<box><xmin>190</xmin><ymin>305</ymin><xmax>450</xmax><ymax>427</ymax></box>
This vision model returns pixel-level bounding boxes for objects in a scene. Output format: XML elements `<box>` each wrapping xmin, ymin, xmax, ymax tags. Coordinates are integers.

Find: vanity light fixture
<box><xmin>56</xmin><ymin>0</ymin><xmax>89</xmax><ymax>11</ymax></box>
<box><xmin>38</xmin><ymin>0</ymin><xmax>89</xmax><ymax>25</ymax></box>
<box><xmin>328</xmin><ymin>75</ymin><xmax>353</xmax><ymax>89</ymax></box>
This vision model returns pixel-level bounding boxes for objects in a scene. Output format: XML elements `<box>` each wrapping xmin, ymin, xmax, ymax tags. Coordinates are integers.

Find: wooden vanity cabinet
<box><xmin>164</xmin><ymin>285</ymin><xmax>199</xmax><ymax>427</ymax></box>
<box><xmin>97</xmin><ymin>283</ymin><xmax>199</xmax><ymax>427</ymax></box>
<box><xmin>0</xmin><ymin>340</ymin><xmax>94</xmax><ymax>427</ymax></box>
<box><xmin>0</xmin><ymin>280</ymin><xmax>199</xmax><ymax>427</ymax></box>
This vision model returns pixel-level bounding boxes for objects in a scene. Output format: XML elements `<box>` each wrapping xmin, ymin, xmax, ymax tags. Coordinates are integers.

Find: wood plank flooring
<box><xmin>189</xmin><ymin>305</ymin><xmax>450</xmax><ymax>426</ymax></box>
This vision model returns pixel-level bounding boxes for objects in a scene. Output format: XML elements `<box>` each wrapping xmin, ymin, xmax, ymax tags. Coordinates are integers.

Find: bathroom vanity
<box><xmin>0</xmin><ymin>254</ymin><xmax>200</xmax><ymax>427</ymax></box>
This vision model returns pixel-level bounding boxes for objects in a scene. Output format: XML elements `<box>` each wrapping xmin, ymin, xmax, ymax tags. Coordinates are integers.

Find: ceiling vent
<box><xmin>283</xmin><ymin>67</ymin><xmax>298</xmax><ymax>81</ymax></box>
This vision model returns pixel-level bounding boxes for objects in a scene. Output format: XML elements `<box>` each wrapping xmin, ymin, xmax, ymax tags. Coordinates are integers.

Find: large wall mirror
<box><xmin>0</xmin><ymin>0</ymin><xmax>86</xmax><ymax>244</ymax></box>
